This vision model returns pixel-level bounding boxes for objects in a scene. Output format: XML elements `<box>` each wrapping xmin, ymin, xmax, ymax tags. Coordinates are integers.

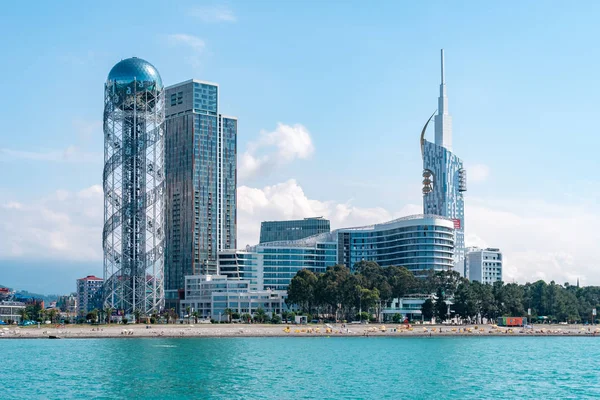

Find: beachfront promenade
<box><xmin>1</xmin><ymin>323</ymin><xmax>600</xmax><ymax>339</ymax></box>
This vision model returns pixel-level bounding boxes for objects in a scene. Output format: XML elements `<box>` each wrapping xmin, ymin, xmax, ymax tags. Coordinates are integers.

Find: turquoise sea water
<box><xmin>2</xmin><ymin>337</ymin><xmax>600</xmax><ymax>399</ymax></box>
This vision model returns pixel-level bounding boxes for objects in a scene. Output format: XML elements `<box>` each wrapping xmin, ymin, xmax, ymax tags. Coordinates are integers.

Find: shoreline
<box><xmin>2</xmin><ymin>323</ymin><xmax>599</xmax><ymax>339</ymax></box>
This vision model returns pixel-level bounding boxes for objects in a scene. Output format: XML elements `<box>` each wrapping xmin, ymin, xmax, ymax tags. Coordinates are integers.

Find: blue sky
<box><xmin>1</xmin><ymin>1</ymin><xmax>599</xmax><ymax>293</ymax></box>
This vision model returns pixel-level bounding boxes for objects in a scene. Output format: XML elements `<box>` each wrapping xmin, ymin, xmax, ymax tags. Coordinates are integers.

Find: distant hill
<box><xmin>14</xmin><ymin>290</ymin><xmax>60</xmax><ymax>303</ymax></box>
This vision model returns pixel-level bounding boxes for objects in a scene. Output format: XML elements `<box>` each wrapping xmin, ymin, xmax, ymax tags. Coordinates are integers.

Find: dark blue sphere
<box><xmin>107</xmin><ymin>57</ymin><xmax>163</xmax><ymax>90</ymax></box>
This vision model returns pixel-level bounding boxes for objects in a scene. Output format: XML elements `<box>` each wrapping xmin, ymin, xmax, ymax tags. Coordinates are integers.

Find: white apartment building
<box><xmin>180</xmin><ymin>275</ymin><xmax>286</xmax><ymax>321</ymax></box>
<box><xmin>466</xmin><ymin>247</ymin><xmax>503</xmax><ymax>284</ymax></box>
<box><xmin>76</xmin><ymin>275</ymin><xmax>103</xmax><ymax>315</ymax></box>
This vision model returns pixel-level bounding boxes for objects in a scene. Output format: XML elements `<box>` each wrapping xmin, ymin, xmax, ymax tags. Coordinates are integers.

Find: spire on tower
<box><xmin>434</xmin><ymin>49</ymin><xmax>452</xmax><ymax>150</ymax></box>
<box><xmin>441</xmin><ymin>48</ymin><xmax>445</xmax><ymax>85</ymax></box>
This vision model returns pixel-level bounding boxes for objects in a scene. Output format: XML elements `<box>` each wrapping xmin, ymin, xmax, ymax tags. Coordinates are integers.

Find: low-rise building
<box><xmin>466</xmin><ymin>247</ymin><xmax>503</xmax><ymax>284</ymax></box>
<box><xmin>218</xmin><ymin>239</ymin><xmax>337</xmax><ymax>292</ymax></box>
<box><xmin>0</xmin><ymin>301</ymin><xmax>26</xmax><ymax>323</ymax></box>
<box><xmin>180</xmin><ymin>275</ymin><xmax>286</xmax><ymax>321</ymax></box>
<box><xmin>76</xmin><ymin>275</ymin><xmax>103</xmax><ymax>316</ymax></box>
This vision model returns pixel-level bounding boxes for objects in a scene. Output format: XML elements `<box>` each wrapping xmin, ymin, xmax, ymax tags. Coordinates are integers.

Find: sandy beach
<box><xmin>2</xmin><ymin>323</ymin><xmax>600</xmax><ymax>339</ymax></box>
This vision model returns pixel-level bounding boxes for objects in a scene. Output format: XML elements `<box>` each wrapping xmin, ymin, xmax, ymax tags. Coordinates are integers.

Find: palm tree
<box><xmin>192</xmin><ymin>311</ymin><xmax>199</xmax><ymax>324</ymax></box>
<box><xmin>186</xmin><ymin>306</ymin><xmax>191</xmax><ymax>324</ymax></box>
<box><xmin>224</xmin><ymin>308</ymin><xmax>233</xmax><ymax>323</ymax></box>
<box><xmin>241</xmin><ymin>313</ymin><xmax>252</xmax><ymax>324</ymax></box>
<box><xmin>104</xmin><ymin>307</ymin><xmax>113</xmax><ymax>324</ymax></box>
<box><xmin>17</xmin><ymin>308</ymin><xmax>28</xmax><ymax>323</ymax></box>
<box><xmin>39</xmin><ymin>309</ymin><xmax>47</xmax><ymax>323</ymax></box>
<box><xmin>48</xmin><ymin>309</ymin><xmax>58</xmax><ymax>324</ymax></box>
<box><xmin>254</xmin><ymin>308</ymin><xmax>267</xmax><ymax>324</ymax></box>
<box><xmin>134</xmin><ymin>309</ymin><xmax>141</xmax><ymax>324</ymax></box>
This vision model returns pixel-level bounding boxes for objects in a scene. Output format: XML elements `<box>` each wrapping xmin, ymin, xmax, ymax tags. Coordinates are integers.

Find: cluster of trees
<box><xmin>286</xmin><ymin>262</ymin><xmax>600</xmax><ymax>323</ymax></box>
<box><xmin>452</xmin><ymin>279</ymin><xmax>600</xmax><ymax>323</ymax></box>
<box><xmin>17</xmin><ymin>303</ymin><xmax>61</xmax><ymax>323</ymax></box>
<box><xmin>286</xmin><ymin>261</ymin><xmax>431</xmax><ymax>321</ymax></box>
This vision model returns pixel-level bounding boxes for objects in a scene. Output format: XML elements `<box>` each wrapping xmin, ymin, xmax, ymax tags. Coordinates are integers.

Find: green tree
<box><xmin>453</xmin><ymin>281</ymin><xmax>477</xmax><ymax>321</ymax></box>
<box><xmin>47</xmin><ymin>309</ymin><xmax>59</xmax><ymax>324</ymax></box>
<box><xmin>224</xmin><ymin>308</ymin><xmax>233</xmax><ymax>323</ymax></box>
<box><xmin>386</xmin><ymin>265</ymin><xmax>417</xmax><ymax>298</ymax></box>
<box><xmin>86</xmin><ymin>310</ymin><xmax>97</xmax><ymax>323</ymax></box>
<box><xmin>271</xmin><ymin>314</ymin><xmax>282</xmax><ymax>324</ymax></box>
<box><xmin>355</xmin><ymin>261</ymin><xmax>392</xmax><ymax>322</ymax></box>
<box><xmin>434</xmin><ymin>288</ymin><xmax>448</xmax><ymax>322</ymax></box>
<box><xmin>421</xmin><ymin>299</ymin><xmax>434</xmax><ymax>321</ymax></box>
<box><xmin>241</xmin><ymin>313</ymin><xmax>252</xmax><ymax>323</ymax></box>
<box><xmin>134</xmin><ymin>309</ymin><xmax>141</xmax><ymax>324</ymax></box>
<box><xmin>316</xmin><ymin>265</ymin><xmax>353</xmax><ymax>320</ymax></box>
<box><xmin>104</xmin><ymin>307</ymin><xmax>113</xmax><ymax>324</ymax></box>
<box><xmin>254</xmin><ymin>308</ymin><xmax>267</xmax><ymax>323</ymax></box>
<box><xmin>18</xmin><ymin>308</ymin><xmax>28</xmax><ymax>323</ymax></box>
<box><xmin>286</xmin><ymin>269</ymin><xmax>318</xmax><ymax>313</ymax></box>
<box><xmin>185</xmin><ymin>307</ymin><xmax>191</xmax><ymax>324</ymax></box>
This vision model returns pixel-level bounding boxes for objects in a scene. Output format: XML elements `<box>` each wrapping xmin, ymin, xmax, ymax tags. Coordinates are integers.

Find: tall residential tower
<box><xmin>421</xmin><ymin>50</ymin><xmax>467</xmax><ymax>275</ymax></box>
<box><xmin>102</xmin><ymin>57</ymin><xmax>165</xmax><ymax>315</ymax></box>
<box><xmin>164</xmin><ymin>80</ymin><xmax>237</xmax><ymax>308</ymax></box>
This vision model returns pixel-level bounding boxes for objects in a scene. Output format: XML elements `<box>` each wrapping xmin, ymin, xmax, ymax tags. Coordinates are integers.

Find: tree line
<box><xmin>286</xmin><ymin>261</ymin><xmax>600</xmax><ymax>323</ymax></box>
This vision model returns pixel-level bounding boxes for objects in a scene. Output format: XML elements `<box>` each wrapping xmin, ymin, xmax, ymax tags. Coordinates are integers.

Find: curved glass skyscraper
<box><xmin>421</xmin><ymin>50</ymin><xmax>467</xmax><ymax>274</ymax></box>
<box><xmin>103</xmin><ymin>57</ymin><xmax>165</xmax><ymax>315</ymax></box>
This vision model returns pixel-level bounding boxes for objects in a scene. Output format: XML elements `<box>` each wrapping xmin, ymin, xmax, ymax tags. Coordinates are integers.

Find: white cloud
<box><xmin>0</xmin><ymin>118</ymin><xmax>103</xmax><ymax>164</ymax></box>
<box><xmin>189</xmin><ymin>5</ymin><xmax>237</xmax><ymax>23</ymax></box>
<box><xmin>465</xmin><ymin>197</ymin><xmax>599</xmax><ymax>285</ymax></box>
<box><xmin>239</xmin><ymin>123</ymin><xmax>315</xmax><ymax>181</ymax></box>
<box><xmin>72</xmin><ymin>118</ymin><xmax>102</xmax><ymax>141</ymax></box>
<box><xmin>467</xmin><ymin>163</ymin><xmax>490</xmax><ymax>183</ymax></box>
<box><xmin>0</xmin><ymin>186</ymin><xmax>103</xmax><ymax>261</ymax></box>
<box><xmin>166</xmin><ymin>34</ymin><xmax>206</xmax><ymax>67</ymax></box>
<box><xmin>167</xmin><ymin>34</ymin><xmax>206</xmax><ymax>52</ymax></box>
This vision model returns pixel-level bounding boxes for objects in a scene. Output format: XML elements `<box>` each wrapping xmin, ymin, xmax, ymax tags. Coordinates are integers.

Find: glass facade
<box><xmin>218</xmin><ymin>241</ymin><xmax>338</xmax><ymax>292</ymax></box>
<box><xmin>164</xmin><ymin>80</ymin><xmax>237</xmax><ymax>307</ymax></box>
<box><xmin>218</xmin><ymin>215</ymin><xmax>454</xmax><ymax>292</ymax></box>
<box><xmin>337</xmin><ymin>215</ymin><xmax>455</xmax><ymax>274</ymax></box>
<box><xmin>259</xmin><ymin>217</ymin><xmax>330</xmax><ymax>243</ymax></box>
<box><xmin>258</xmin><ymin>243</ymin><xmax>337</xmax><ymax>291</ymax></box>
<box><xmin>422</xmin><ymin>139</ymin><xmax>465</xmax><ymax>271</ymax></box>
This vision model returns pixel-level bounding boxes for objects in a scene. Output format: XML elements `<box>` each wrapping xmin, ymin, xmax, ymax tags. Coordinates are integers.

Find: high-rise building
<box><xmin>466</xmin><ymin>247</ymin><xmax>503</xmax><ymax>284</ymax></box>
<box><xmin>164</xmin><ymin>80</ymin><xmax>237</xmax><ymax>308</ymax></box>
<box><xmin>259</xmin><ymin>217</ymin><xmax>330</xmax><ymax>243</ymax></box>
<box><xmin>102</xmin><ymin>57</ymin><xmax>166</xmax><ymax>316</ymax></box>
<box><xmin>421</xmin><ymin>49</ymin><xmax>467</xmax><ymax>275</ymax></box>
<box><xmin>77</xmin><ymin>275</ymin><xmax>103</xmax><ymax>315</ymax></box>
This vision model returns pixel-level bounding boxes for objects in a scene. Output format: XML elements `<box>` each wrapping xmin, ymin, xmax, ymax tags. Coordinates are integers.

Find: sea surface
<box><xmin>2</xmin><ymin>337</ymin><xmax>599</xmax><ymax>399</ymax></box>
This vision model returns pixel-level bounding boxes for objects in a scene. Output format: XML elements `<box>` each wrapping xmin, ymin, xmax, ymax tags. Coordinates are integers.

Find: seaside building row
<box><xmin>99</xmin><ymin>50</ymin><xmax>501</xmax><ymax>319</ymax></box>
